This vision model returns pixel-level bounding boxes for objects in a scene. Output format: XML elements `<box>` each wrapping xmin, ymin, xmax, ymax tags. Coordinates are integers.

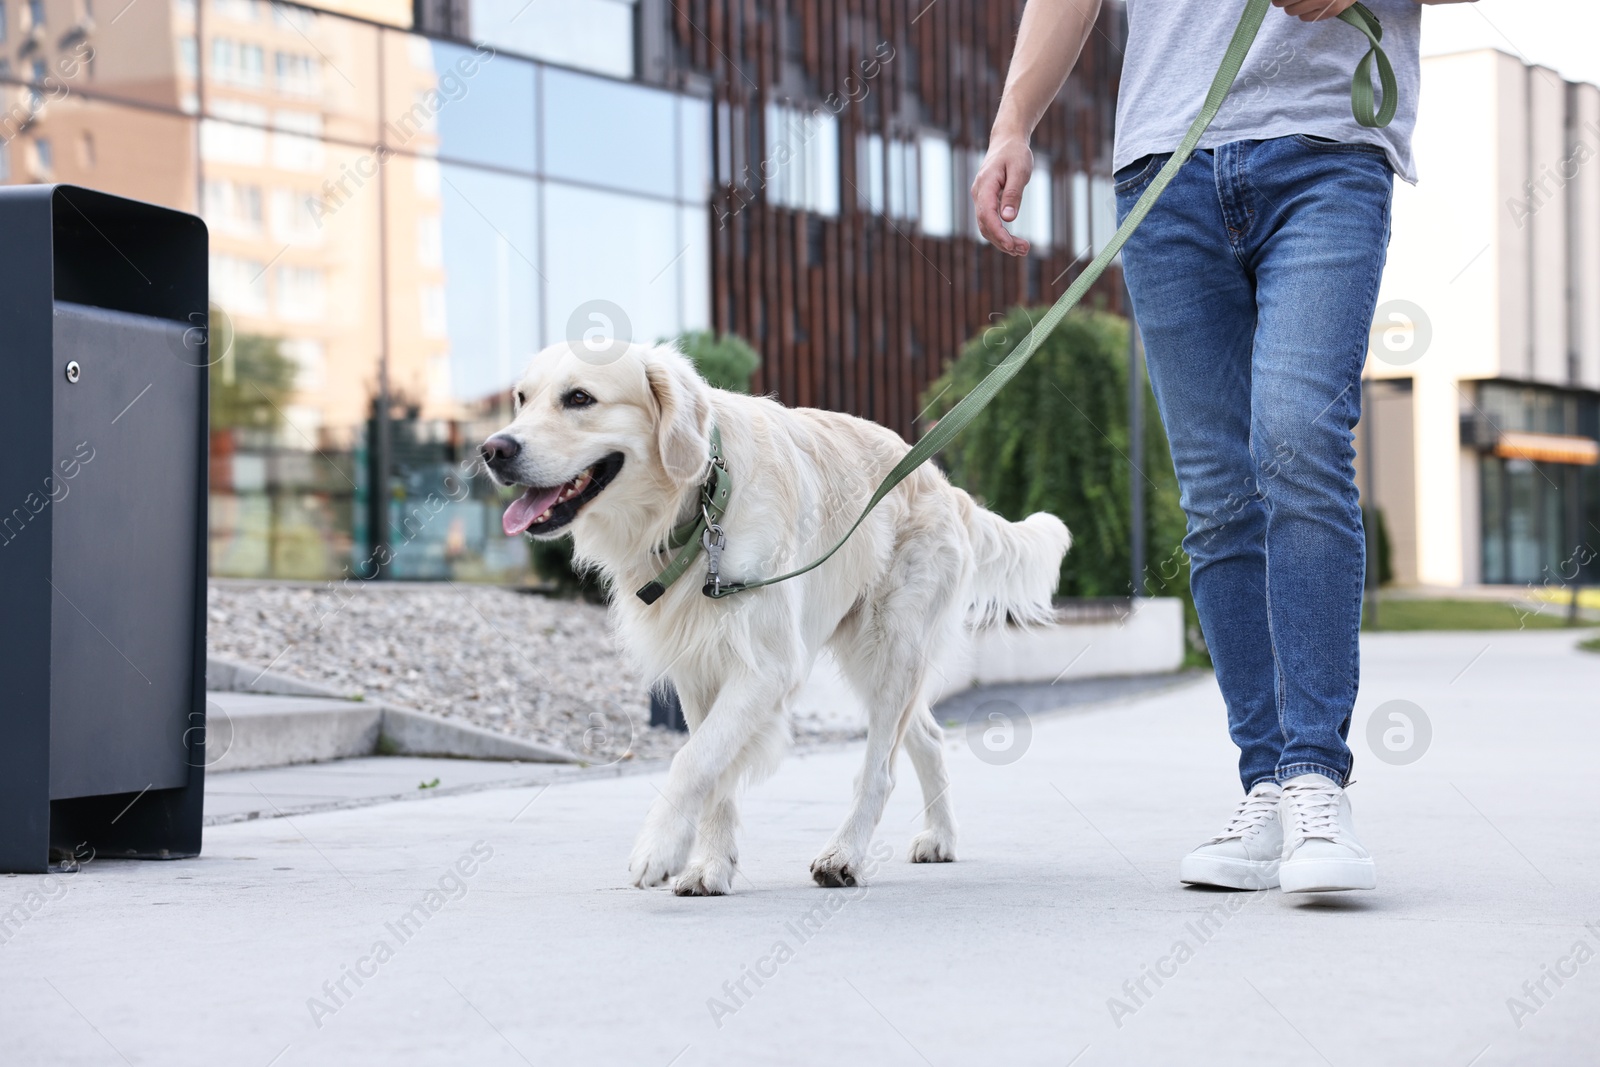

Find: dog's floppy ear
<box><xmin>644</xmin><ymin>346</ymin><xmax>712</xmax><ymax>486</ymax></box>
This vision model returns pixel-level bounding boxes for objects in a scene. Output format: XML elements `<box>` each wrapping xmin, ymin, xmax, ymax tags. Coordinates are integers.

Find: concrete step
<box><xmin>203</xmin><ymin>658</ymin><xmax>581</xmax><ymax>771</ymax></box>
<box><xmin>204</xmin><ymin>692</ymin><xmax>382</xmax><ymax>772</ymax></box>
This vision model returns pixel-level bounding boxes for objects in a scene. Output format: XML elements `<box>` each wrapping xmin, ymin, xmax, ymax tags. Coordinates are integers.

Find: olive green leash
<box><xmin>638</xmin><ymin>0</ymin><xmax>1394</xmax><ymax>606</ymax></box>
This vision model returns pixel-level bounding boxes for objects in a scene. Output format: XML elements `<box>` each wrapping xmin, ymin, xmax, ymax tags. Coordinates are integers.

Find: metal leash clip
<box><xmin>701</xmin><ymin>523</ymin><xmax>726</xmax><ymax>597</ymax></box>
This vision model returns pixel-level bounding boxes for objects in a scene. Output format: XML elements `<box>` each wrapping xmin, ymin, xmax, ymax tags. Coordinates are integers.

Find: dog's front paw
<box><xmin>629</xmin><ymin>854</ymin><xmax>673</xmax><ymax>888</ymax></box>
<box><xmin>629</xmin><ymin>832</ymin><xmax>691</xmax><ymax>888</ymax></box>
<box><xmin>908</xmin><ymin>829</ymin><xmax>957</xmax><ymax>864</ymax></box>
<box><xmin>628</xmin><ymin>803</ymin><xmax>696</xmax><ymax>888</ymax></box>
<box><xmin>673</xmin><ymin>855</ymin><xmax>736</xmax><ymax>897</ymax></box>
<box><xmin>809</xmin><ymin>845</ymin><xmax>863</xmax><ymax>888</ymax></box>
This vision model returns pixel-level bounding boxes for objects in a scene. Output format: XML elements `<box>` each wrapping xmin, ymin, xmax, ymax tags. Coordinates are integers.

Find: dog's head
<box><xmin>481</xmin><ymin>341</ymin><xmax>712</xmax><ymax>540</ymax></box>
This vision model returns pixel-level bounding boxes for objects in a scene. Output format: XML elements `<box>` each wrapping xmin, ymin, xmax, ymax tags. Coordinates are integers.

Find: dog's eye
<box><xmin>562</xmin><ymin>389</ymin><xmax>596</xmax><ymax>409</ymax></box>
<box><xmin>513</xmin><ymin>390</ymin><xmax>525</xmax><ymax>410</ymax></box>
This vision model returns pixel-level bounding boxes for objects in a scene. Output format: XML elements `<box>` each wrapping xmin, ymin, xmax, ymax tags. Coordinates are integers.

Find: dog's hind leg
<box><xmin>810</xmin><ymin>660</ymin><xmax>920</xmax><ymax>887</ymax></box>
<box><xmin>815</xmin><ymin>572</ymin><xmax>958</xmax><ymax>887</ymax></box>
<box><xmin>902</xmin><ymin>705</ymin><xmax>957</xmax><ymax>862</ymax></box>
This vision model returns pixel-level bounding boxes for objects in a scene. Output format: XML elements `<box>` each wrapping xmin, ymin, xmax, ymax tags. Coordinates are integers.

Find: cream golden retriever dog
<box><xmin>482</xmin><ymin>341</ymin><xmax>1070</xmax><ymax>895</ymax></box>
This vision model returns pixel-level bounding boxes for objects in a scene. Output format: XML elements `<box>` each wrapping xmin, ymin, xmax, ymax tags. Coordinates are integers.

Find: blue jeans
<box><xmin>1114</xmin><ymin>135</ymin><xmax>1393</xmax><ymax>793</ymax></box>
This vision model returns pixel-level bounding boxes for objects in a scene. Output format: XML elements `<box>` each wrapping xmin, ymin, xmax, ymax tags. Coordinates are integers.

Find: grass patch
<box><xmin>1362</xmin><ymin>598</ymin><xmax>1577</xmax><ymax>632</ymax></box>
<box><xmin>1581</xmin><ymin>635</ymin><xmax>1600</xmax><ymax>654</ymax></box>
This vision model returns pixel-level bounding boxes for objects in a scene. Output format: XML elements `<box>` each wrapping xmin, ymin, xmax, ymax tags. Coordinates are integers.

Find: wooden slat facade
<box><xmin>649</xmin><ymin>0</ymin><xmax>1127</xmax><ymax>441</ymax></box>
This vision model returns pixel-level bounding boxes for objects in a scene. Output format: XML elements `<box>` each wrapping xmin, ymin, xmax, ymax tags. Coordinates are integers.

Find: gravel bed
<box><xmin>207</xmin><ymin>582</ymin><xmax>866</xmax><ymax>761</ymax></box>
<box><xmin>206</xmin><ymin>581</ymin><xmax>687</xmax><ymax>762</ymax></box>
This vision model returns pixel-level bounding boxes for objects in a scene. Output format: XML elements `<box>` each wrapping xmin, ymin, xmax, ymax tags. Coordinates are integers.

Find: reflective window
<box><xmin>15</xmin><ymin>92</ymin><xmax>197</xmax><ymax>208</ymax></box>
<box><xmin>386</xmin><ymin>34</ymin><xmax>534</xmax><ymax>172</ymax></box>
<box><xmin>471</xmin><ymin>0</ymin><xmax>634</xmax><ymax>79</ymax></box>
<box><xmin>858</xmin><ymin>133</ymin><xmax>885</xmax><ymax>214</ymax></box>
<box><xmin>763</xmin><ymin>101</ymin><xmax>839</xmax><ymax>216</ymax></box>
<box><xmin>212</xmin><ymin>38</ymin><xmax>266</xmax><ymax>87</ymax></box>
<box><xmin>544</xmin><ymin>183</ymin><xmax>688</xmax><ymax>349</ymax></box>
<box><xmin>207</xmin><ymin>138</ymin><xmax>383</xmax><ymax>579</ymax></box>
<box><xmin>918</xmin><ymin>132</ymin><xmax>952</xmax><ymax>237</ymax></box>
<box><xmin>1090</xmin><ymin>175</ymin><xmax>1116</xmax><ymax>254</ymax></box>
<box><xmin>215</xmin><ymin>0</ymin><xmax>262</xmax><ymax>21</ymax></box>
<box><xmin>203</xmin><ymin>177</ymin><xmax>265</xmax><ymax>236</ymax></box>
<box><xmin>545</xmin><ymin>67</ymin><xmax>676</xmax><ymax>198</ymax></box>
<box><xmin>950</xmin><ymin>145</ymin><xmax>983</xmax><ymax>240</ymax></box>
<box><xmin>0</xmin><ymin>0</ymin><xmax>715</xmax><ymax>582</ymax></box>
<box><xmin>275</xmin><ymin>51</ymin><xmax>323</xmax><ymax>96</ymax></box>
<box><xmin>1071</xmin><ymin>172</ymin><xmax>1090</xmax><ymax>258</ymax></box>
<box><xmin>678</xmin><ymin>206</ymin><xmax>711</xmax><ymax>333</ymax></box>
<box><xmin>212</xmin><ymin>254</ymin><xmax>270</xmax><ymax>314</ymax></box>
<box><xmin>270</xmin><ymin>109</ymin><xmax>325</xmax><ymax>171</ymax></box>
<box><xmin>204</xmin><ymin>8</ymin><xmax>381</xmax><ymax>143</ymax></box>
<box><xmin>434</xmin><ymin>163</ymin><xmax>540</xmax><ymax>405</ymax></box>
<box><xmin>678</xmin><ymin>96</ymin><xmax>712</xmax><ymax>204</ymax></box>
<box><xmin>885</xmin><ymin>136</ymin><xmax>917</xmax><ymax>221</ymax></box>
<box><xmin>275</xmin><ymin>264</ymin><xmax>328</xmax><ymax>321</ymax></box>
<box><xmin>283</xmin><ymin>0</ymin><xmax>410</xmax><ymax>27</ymax></box>
<box><xmin>377</xmin><ymin>159</ymin><xmax>540</xmax><ymax>581</ymax></box>
<box><xmin>202</xmin><ymin>101</ymin><xmax>269</xmax><ymax>165</ymax></box>
<box><xmin>1012</xmin><ymin>151</ymin><xmax>1052</xmax><ymax>250</ymax></box>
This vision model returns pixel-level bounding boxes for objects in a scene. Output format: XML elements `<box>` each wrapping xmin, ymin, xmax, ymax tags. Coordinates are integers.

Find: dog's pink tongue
<box><xmin>503</xmin><ymin>486</ymin><xmax>563</xmax><ymax>536</ymax></box>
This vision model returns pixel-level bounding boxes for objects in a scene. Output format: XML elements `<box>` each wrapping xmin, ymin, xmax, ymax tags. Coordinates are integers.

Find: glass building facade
<box><xmin>1472</xmin><ymin>382</ymin><xmax>1600</xmax><ymax>586</ymax></box>
<box><xmin>2</xmin><ymin>0</ymin><xmax>1126</xmax><ymax>583</ymax></box>
<box><xmin>1</xmin><ymin>0</ymin><xmax>710</xmax><ymax>581</ymax></box>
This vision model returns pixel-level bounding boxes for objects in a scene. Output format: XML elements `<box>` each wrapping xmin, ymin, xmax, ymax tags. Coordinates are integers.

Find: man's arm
<box><xmin>975</xmin><ymin>0</ymin><xmax>1475</xmax><ymax>257</ymax></box>
<box><xmin>971</xmin><ymin>0</ymin><xmax>1103</xmax><ymax>256</ymax></box>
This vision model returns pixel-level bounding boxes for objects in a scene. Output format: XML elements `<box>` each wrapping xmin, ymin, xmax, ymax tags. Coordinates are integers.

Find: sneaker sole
<box><xmin>1179</xmin><ymin>854</ymin><xmax>1280</xmax><ymax>891</ymax></box>
<box><xmin>1279</xmin><ymin>857</ymin><xmax>1377</xmax><ymax>893</ymax></box>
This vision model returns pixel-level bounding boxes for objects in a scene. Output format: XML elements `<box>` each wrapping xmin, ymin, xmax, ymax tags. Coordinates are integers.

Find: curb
<box><xmin>205</xmin><ymin>655</ymin><xmax>582</xmax><ymax>768</ymax></box>
<box><xmin>202</xmin><ymin>754</ymin><xmax>672</xmax><ymax>826</ymax></box>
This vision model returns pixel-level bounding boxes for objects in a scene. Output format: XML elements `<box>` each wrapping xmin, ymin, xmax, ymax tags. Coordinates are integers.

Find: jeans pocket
<box><xmin>1113</xmin><ymin>154</ymin><xmax>1164</xmax><ymax>195</ymax></box>
<box><xmin>1291</xmin><ymin>133</ymin><xmax>1388</xmax><ymax>158</ymax></box>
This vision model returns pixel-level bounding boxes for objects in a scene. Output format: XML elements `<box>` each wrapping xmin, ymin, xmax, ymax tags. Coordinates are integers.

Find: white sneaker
<box><xmin>1179</xmin><ymin>781</ymin><xmax>1283</xmax><ymax>890</ymax></box>
<box><xmin>1278</xmin><ymin>773</ymin><xmax>1377</xmax><ymax>893</ymax></box>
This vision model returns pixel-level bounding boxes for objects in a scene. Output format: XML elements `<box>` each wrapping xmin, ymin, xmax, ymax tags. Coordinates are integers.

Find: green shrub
<box><xmin>1362</xmin><ymin>505</ymin><xmax>1394</xmax><ymax>586</ymax></box>
<box><xmin>923</xmin><ymin>306</ymin><xmax>1198</xmax><ymax>655</ymax></box>
<box><xmin>210</xmin><ymin>308</ymin><xmax>297</xmax><ymax>432</ymax></box>
<box><xmin>528</xmin><ymin>538</ymin><xmax>610</xmax><ymax>601</ymax></box>
<box><xmin>671</xmin><ymin>330</ymin><xmax>761</xmax><ymax>392</ymax></box>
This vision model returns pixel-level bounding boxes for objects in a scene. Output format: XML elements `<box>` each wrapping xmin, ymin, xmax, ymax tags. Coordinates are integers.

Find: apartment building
<box><xmin>1364</xmin><ymin>49</ymin><xmax>1600</xmax><ymax>589</ymax></box>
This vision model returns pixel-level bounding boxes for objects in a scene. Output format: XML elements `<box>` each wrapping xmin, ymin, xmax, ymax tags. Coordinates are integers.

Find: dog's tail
<box><xmin>959</xmin><ymin>496</ymin><xmax>1072</xmax><ymax>629</ymax></box>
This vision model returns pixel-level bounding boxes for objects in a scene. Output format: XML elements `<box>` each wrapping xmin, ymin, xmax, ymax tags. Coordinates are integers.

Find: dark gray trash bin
<box><xmin>0</xmin><ymin>185</ymin><xmax>209</xmax><ymax>873</ymax></box>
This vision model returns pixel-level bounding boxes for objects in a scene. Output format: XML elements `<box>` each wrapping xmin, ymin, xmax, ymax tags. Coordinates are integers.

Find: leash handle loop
<box><xmin>1338</xmin><ymin>3</ymin><xmax>1397</xmax><ymax>128</ymax></box>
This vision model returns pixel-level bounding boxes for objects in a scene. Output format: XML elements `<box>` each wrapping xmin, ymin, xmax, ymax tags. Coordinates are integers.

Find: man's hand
<box><xmin>1272</xmin><ymin>0</ymin><xmax>1359</xmax><ymax>21</ymax></box>
<box><xmin>972</xmin><ymin>0</ymin><xmax>1100</xmax><ymax>256</ymax></box>
<box><xmin>971</xmin><ymin>137</ymin><xmax>1034</xmax><ymax>257</ymax></box>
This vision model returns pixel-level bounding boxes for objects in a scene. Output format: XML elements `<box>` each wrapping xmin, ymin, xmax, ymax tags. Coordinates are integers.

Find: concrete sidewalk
<box><xmin>3</xmin><ymin>629</ymin><xmax>1597</xmax><ymax>1066</ymax></box>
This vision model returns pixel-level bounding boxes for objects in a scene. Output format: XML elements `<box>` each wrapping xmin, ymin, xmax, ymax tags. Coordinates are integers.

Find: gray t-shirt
<box><xmin>1113</xmin><ymin>0</ymin><xmax>1422</xmax><ymax>183</ymax></box>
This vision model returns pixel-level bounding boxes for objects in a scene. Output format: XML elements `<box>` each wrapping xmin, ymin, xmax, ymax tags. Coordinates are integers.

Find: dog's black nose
<box><xmin>481</xmin><ymin>435</ymin><xmax>521</xmax><ymax>466</ymax></box>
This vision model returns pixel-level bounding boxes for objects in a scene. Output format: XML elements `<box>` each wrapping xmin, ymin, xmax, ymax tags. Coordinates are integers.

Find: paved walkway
<box><xmin>3</xmin><ymin>629</ymin><xmax>1597</xmax><ymax>1066</ymax></box>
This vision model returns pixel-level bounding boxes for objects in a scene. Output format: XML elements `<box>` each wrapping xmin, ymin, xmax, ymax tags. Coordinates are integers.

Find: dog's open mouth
<box><xmin>502</xmin><ymin>452</ymin><xmax>624</xmax><ymax>537</ymax></box>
